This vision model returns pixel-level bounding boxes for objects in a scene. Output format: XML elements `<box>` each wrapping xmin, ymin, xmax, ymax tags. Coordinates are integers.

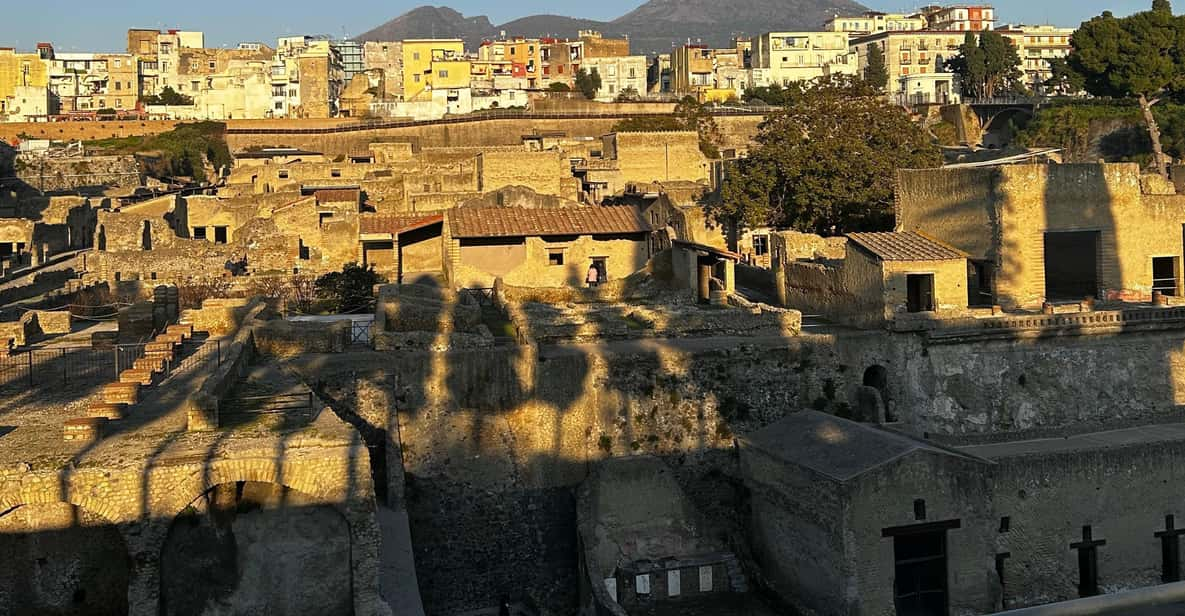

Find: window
<box><xmin>548</xmin><ymin>251</ymin><xmax>564</xmax><ymax>266</ymax></box>
<box><xmin>413</xmin><ymin>52</ymin><xmax>420</xmax><ymax>60</ymax></box>
<box><xmin>208</xmin><ymin>61</ymin><xmax>216</xmax><ymax>70</ymax></box>
<box><xmin>438</xmin><ymin>69</ymin><xmax>449</xmax><ymax>78</ymax></box>
<box><xmin>752</xmin><ymin>234</ymin><xmax>769</xmax><ymax>256</ymax></box>
<box><xmin>192</xmin><ymin>227</ymin><xmax>207</xmax><ymax>240</ymax></box>
<box><xmin>278</xmin><ymin>170</ymin><xmax>289</xmax><ymax>179</ymax></box>
<box><xmin>275</xmin><ymin>101</ymin><xmax>284</xmax><ymax>110</ymax></box>
<box><xmin>906</xmin><ymin>274</ymin><xmax>935</xmax><ymax>313</ymax></box>
<box><xmin>213</xmin><ymin>227</ymin><xmax>228</xmax><ymax>244</ymax></box>
<box><xmin>414</xmin><ymin>74</ymin><xmax>420</xmax><ymax>83</ymax></box>
<box><xmin>330</xmin><ymin>169</ymin><xmax>342</xmax><ymax>178</ymax></box>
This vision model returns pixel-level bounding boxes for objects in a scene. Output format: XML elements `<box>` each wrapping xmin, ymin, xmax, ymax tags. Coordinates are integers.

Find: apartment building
<box><xmin>824</xmin><ymin>11</ymin><xmax>928</xmax><ymax>35</ymax></box>
<box><xmin>0</xmin><ymin>48</ymin><xmax>50</xmax><ymax>119</ymax></box>
<box><xmin>363</xmin><ymin>41</ymin><xmax>402</xmax><ymax>98</ymax></box>
<box><xmin>751</xmin><ymin>32</ymin><xmax>857</xmax><ymax>87</ymax></box>
<box><xmin>401</xmin><ymin>39</ymin><xmax>467</xmax><ymax>102</ymax></box>
<box><xmin>1014</xmin><ymin>25</ymin><xmax>1074</xmax><ymax>93</ymax></box>
<box><xmin>671</xmin><ymin>41</ymin><xmax>749</xmax><ymax>100</ymax></box>
<box><xmin>924</xmin><ymin>5</ymin><xmax>997</xmax><ymax>31</ymax></box>
<box><xmin>583</xmin><ymin>55</ymin><xmax>648</xmax><ymax>101</ymax></box>
<box><xmin>851</xmin><ymin>29</ymin><xmax>1024</xmax><ymax>98</ymax></box>
<box><xmin>125</xmin><ymin>29</ymin><xmax>205</xmax><ymax>95</ymax></box>
<box><xmin>332</xmin><ymin>40</ymin><xmax>364</xmax><ymax>81</ymax></box>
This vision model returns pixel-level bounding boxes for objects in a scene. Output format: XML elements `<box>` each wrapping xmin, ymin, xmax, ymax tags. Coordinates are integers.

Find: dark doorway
<box><xmin>141</xmin><ymin>220</ymin><xmax>152</xmax><ymax>251</ymax></box>
<box><xmin>968</xmin><ymin>260</ymin><xmax>994</xmax><ymax>306</ymax></box>
<box><xmin>892</xmin><ymin>530</ymin><xmax>950</xmax><ymax>616</ymax></box>
<box><xmin>907</xmin><ymin>274</ymin><xmax>935</xmax><ymax>313</ymax></box>
<box><xmin>1153</xmin><ymin>256</ymin><xmax>1178</xmax><ymax>296</ymax></box>
<box><xmin>213</xmin><ymin>226</ymin><xmax>228</xmax><ymax>245</ymax></box>
<box><xmin>1044</xmin><ymin>231</ymin><xmax>1099</xmax><ymax>301</ymax></box>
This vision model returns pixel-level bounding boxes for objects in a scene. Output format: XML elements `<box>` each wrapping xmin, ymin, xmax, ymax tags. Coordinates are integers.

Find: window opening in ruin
<box><xmin>753</xmin><ymin>234</ymin><xmax>769</xmax><ymax>257</ymax></box>
<box><xmin>968</xmin><ymin>260</ymin><xmax>995</xmax><ymax>306</ymax></box>
<box><xmin>906</xmin><ymin>274</ymin><xmax>935</xmax><ymax>313</ymax></box>
<box><xmin>141</xmin><ymin>221</ymin><xmax>152</xmax><ymax>251</ymax></box>
<box><xmin>863</xmin><ymin>365</ymin><xmax>895</xmax><ymax>423</ymax></box>
<box><xmin>1158</xmin><ymin>515</ymin><xmax>1184</xmax><ymax>583</ymax></box>
<box><xmin>298</xmin><ymin>239</ymin><xmax>310</xmax><ymax>260</ymax></box>
<box><xmin>193</xmin><ymin>227</ymin><xmax>207</xmax><ymax>240</ymax></box>
<box><xmin>319</xmin><ymin>212</ymin><xmax>334</xmax><ymax>227</ymax></box>
<box><xmin>278</xmin><ymin>170</ymin><xmax>289</xmax><ymax>179</ymax></box>
<box><xmin>887</xmin><ymin>525</ymin><xmax>951</xmax><ymax>616</ymax></box>
<box><xmin>1072</xmin><ymin>525</ymin><xmax>1105</xmax><ymax>597</ymax></box>
<box><xmin>914</xmin><ymin>499</ymin><xmax>926</xmax><ymax>521</ymax></box>
<box><xmin>999</xmin><ymin>517</ymin><xmax>1011</xmax><ymax>533</ymax></box>
<box><xmin>1153</xmin><ymin>256</ymin><xmax>1178</xmax><ymax>296</ymax></box>
<box><xmin>114</xmin><ymin>272</ymin><xmax>121</xmax><ymax>282</ymax></box>
<box><xmin>0</xmin><ymin>243</ymin><xmax>11</xmax><ymax>258</ymax></box>
<box><xmin>331</xmin><ymin>169</ymin><xmax>342</xmax><ymax>178</ymax></box>
<box><xmin>1044</xmin><ymin>231</ymin><xmax>1099</xmax><ymax>301</ymax></box>
<box><xmin>214</xmin><ymin>227</ymin><xmax>227</xmax><ymax>244</ymax></box>
<box><xmin>548</xmin><ymin>251</ymin><xmax>564</xmax><ymax>266</ymax></box>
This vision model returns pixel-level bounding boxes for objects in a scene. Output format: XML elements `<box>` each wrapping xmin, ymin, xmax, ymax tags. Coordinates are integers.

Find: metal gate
<box><xmin>461</xmin><ymin>288</ymin><xmax>495</xmax><ymax>307</ymax></box>
<box><xmin>350</xmin><ymin>320</ymin><xmax>375</xmax><ymax>345</ymax></box>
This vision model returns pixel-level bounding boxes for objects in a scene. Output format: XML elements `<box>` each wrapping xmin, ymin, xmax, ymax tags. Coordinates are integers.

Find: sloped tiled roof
<box><xmin>313</xmin><ymin>188</ymin><xmax>361</xmax><ymax>204</ymax></box>
<box><xmin>847</xmin><ymin>231</ymin><xmax>966</xmax><ymax>262</ymax></box>
<box><xmin>360</xmin><ymin>213</ymin><xmax>444</xmax><ymax>236</ymax></box>
<box><xmin>448</xmin><ymin>206</ymin><xmax>650</xmax><ymax>239</ymax></box>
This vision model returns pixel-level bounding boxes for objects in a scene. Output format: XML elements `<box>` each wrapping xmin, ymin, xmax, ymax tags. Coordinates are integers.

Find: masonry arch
<box><xmin>159</xmin><ymin>480</ymin><xmax>353</xmax><ymax>616</ymax></box>
<box><xmin>0</xmin><ymin>501</ymin><xmax>131</xmax><ymax>615</ymax></box>
<box><xmin>863</xmin><ymin>365</ymin><xmax>894</xmax><ymax>422</ymax></box>
<box><xmin>981</xmin><ymin>108</ymin><xmax>1033</xmax><ymax>148</ymax></box>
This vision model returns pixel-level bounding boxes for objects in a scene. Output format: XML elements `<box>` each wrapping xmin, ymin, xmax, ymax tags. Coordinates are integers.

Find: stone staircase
<box><xmin>63</xmin><ymin>323</ymin><xmax>197</xmax><ymax>443</ymax></box>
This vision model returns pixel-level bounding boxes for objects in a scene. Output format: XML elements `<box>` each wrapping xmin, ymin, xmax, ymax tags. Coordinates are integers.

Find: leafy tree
<box><xmin>864</xmin><ymin>43</ymin><xmax>889</xmax><ymax>91</ymax></box>
<box><xmin>314</xmin><ymin>263</ymin><xmax>384</xmax><ymax>313</ymax></box>
<box><xmin>744</xmin><ymin>83</ymin><xmax>798</xmax><ymax>106</ymax></box>
<box><xmin>547</xmin><ymin>82</ymin><xmax>571</xmax><ymax>92</ymax></box>
<box><xmin>141</xmin><ymin>86</ymin><xmax>193</xmax><ymax>106</ymax></box>
<box><xmin>948</xmin><ymin>31</ymin><xmax>1023</xmax><ymax>98</ymax></box>
<box><xmin>1063</xmin><ymin>1</ymin><xmax>1185</xmax><ymax>176</ymax></box>
<box><xmin>674</xmin><ymin>96</ymin><xmax>722</xmax><ymax>158</ymax></box>
<box><xmin>713</xmin><ymin>78</ymin><xmax>942</xmax><ymax>234</ymax></box>
<box><xmin>575</xmin><ymin>68</ymin><xmax>602</xmax><ymax>99</ymax></box>
<box><xmin>615</xmin><ymin>86</ymin><xmax>641</xmax><ymax>102</ymax></box>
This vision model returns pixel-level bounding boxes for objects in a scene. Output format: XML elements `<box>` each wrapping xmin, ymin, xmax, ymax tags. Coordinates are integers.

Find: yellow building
<box><xmin>824</xmin><ymin>12</ymin><xmax>927</xmax><ymax>34</ymax></box>
<box><xmin>401</xmin><ymin>40</ymin><xmax>466</xmax><ymax>101</ymax></box>
<box><xmin>0</xmin><ymin>48</ymin><xmax>49</xmax><ymax>104</ymax></box>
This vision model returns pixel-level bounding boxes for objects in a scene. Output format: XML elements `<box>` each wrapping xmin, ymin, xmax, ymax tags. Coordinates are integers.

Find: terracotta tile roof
<box><xmin>847</xmin><ymin>231</ymin><xmax>966</xmax><ymax>262</ymax></box>
<box><xmin>360</xmin><ymin>214</ymin><xmax>444</xmax><ymax>236</ymax></box>
<box><xmin>448</xmin><ymin>206</ymin><xmax>650</xmax><ymax>239</ymax></box>
<box><xmin>313</xmin><ymin>189</ymin><xmax>360</xmax><ymax>204</ymax></box>
<box><xmin>671</xmin><ymin>239</ymin><xmax>742</xmax><ymax>261</ymax></box>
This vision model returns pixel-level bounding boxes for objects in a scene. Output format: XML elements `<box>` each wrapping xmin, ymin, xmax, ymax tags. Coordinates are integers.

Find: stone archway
<box><xmin>980</xmin><ymin>108</ymin><xmax>1034</xmax><ymax>149</ymax></box>
<box><xmin>159</xmin><ymin>481</ymin><xmax>353</xmax><ymax>616</ymax></box>
<box><xmin>0</xmin><ymin>501</ymin><xmax>131</xmax><ymax>615</ymax></box>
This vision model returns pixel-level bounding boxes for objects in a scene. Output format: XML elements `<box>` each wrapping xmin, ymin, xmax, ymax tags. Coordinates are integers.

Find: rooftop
<box><xmin>847</xmin><ymin>231</ymin><xmax>966</xmax><ymax>262</ymax></box>
<box><xmin>447</xmin><ymin>205</ymin><xmax>650</xmax><ymax>239</ymax></box>
<box><xmin>743</xmin><ymin>411</ymin><xmax>986</xmax><ymax>481</ymax></box>
<box><xmin>360</xmin><ymin>213</ymin><xmax>444</xmax><ymax>236</ymax></box>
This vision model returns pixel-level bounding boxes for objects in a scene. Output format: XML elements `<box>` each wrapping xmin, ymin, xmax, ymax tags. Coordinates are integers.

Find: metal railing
<box><xmin>224</xmin><ymin>107</ymin><xmax>777</xmax><ymax>136</ymax></box>
<box><xmin>0</xmin><ymin>337</ymin><xmax>222</xmax><ymax>392</ymax></box>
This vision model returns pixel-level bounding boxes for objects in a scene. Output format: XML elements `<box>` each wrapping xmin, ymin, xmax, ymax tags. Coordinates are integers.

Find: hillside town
<box><xmin>0</xmin><ymin>5</ymin><xmax>1073</xmax><ymax>123</ymax></box>
<box><xmin>8</xmin><ymin>2</ymin><xmax>1185</xmax><ymax>616</ymax></box>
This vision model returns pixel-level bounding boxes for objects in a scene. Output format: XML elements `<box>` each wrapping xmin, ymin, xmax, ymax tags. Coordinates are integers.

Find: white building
<box><xmin>583</xmin><ymin>56</ymin><xmax>648</xmax><ymax>101</ymax></box>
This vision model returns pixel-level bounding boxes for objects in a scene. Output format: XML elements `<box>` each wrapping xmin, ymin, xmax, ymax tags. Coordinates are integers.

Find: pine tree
<box><xmin>864</xmin><ymin>44</ymin><xmax>889</xmax><ymax>91</ymax></box>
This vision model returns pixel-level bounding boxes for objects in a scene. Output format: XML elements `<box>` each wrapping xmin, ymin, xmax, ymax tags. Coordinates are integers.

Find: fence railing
<box><xmin>0</xmin><ymin>337</ymin><xmax>222</xmax><ymax>391</ymax></box>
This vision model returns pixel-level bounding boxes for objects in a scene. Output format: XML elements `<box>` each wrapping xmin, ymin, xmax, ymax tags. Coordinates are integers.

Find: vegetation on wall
<box><xmin>1014</xmin><ymin>100</ymin><xmax>1185</xmax><ymax>164</ymax></box>
<box><xmin>713</xmin><ymin>76</ymin><xmax>942</xmax><ymax>234</ymax></box>
<box><xmin>85</xmin><ymin>121</ymin><xmax>231</xmax><ymax>183</ymax></box>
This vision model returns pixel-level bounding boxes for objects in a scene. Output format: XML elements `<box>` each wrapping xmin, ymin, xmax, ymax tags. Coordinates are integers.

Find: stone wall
<box><xmin>478</xmin><ymin>150</ymin><xmax>570</xmax><ymax>197</ymax></box>
<box><xmin>15</xmin><ymin>155</ymin><xmax>140</xmax><ymax>193</ymax></box>
<box><xmin>0</xmin><ymin>120</ymin><xmax>180</xmax><ymax>143</ymax></box>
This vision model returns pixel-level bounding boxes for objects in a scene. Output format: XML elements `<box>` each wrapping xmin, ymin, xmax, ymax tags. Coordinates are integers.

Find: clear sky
<box><xmin>0</xmin><ymin>0</ymin><xmax>1157</xmax><ymax>52</ymax></box>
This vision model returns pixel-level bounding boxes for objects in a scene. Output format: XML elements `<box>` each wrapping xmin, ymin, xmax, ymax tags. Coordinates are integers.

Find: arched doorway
<box><xmin>981</xmin><ymin>108</ymin><xmax>1033</xmax><ymax>149</ymax></box>
<box><xmin>863</xmin><ymin>365</ymin><xmax>895</xmax><ymax>422</ymax></box>
<box><xmin>0</xmin><ymin>502</ymin><xmax>131</xmax><ymax>615</ymax></box>
<box><xmin>160</xmin><ymin>481</ymin><xmax>352</xmax><ymax>616</ymax></box>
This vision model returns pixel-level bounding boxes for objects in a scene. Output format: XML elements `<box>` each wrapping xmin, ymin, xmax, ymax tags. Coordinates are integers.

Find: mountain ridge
<box><xmin>356</xmin><ymin>0</ymin><xmax>869</xmax><ymax>54</ymax></box>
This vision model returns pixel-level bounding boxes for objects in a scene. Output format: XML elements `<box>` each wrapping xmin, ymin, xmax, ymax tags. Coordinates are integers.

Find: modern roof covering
<box><xmin>360</xmin><ymin>213</ymin><xmax>444</xmax><ymax>236</ymax></box>
<box><xmin>847</xmin><ymin>231</ymin><xmax>967</xmax><ymax>262</ymax></box>
<box><xmin>742</xmin><ymin>411</ymin><xmax>987</xmax><ymax>482</ymax></box>
<box><xmin>671</xmin><ymin>239</ymin><xmax>742</xmax><ymax>262</ymax></box>
<box><xmin>313</xmin><ymin>188</ymin><xmax>361</xmax><ymax>204</ymax></box>
<box><xmin>448</xmin><ymin>206</ymin><xmax>650</xmax><ymax>239</ymax></box>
